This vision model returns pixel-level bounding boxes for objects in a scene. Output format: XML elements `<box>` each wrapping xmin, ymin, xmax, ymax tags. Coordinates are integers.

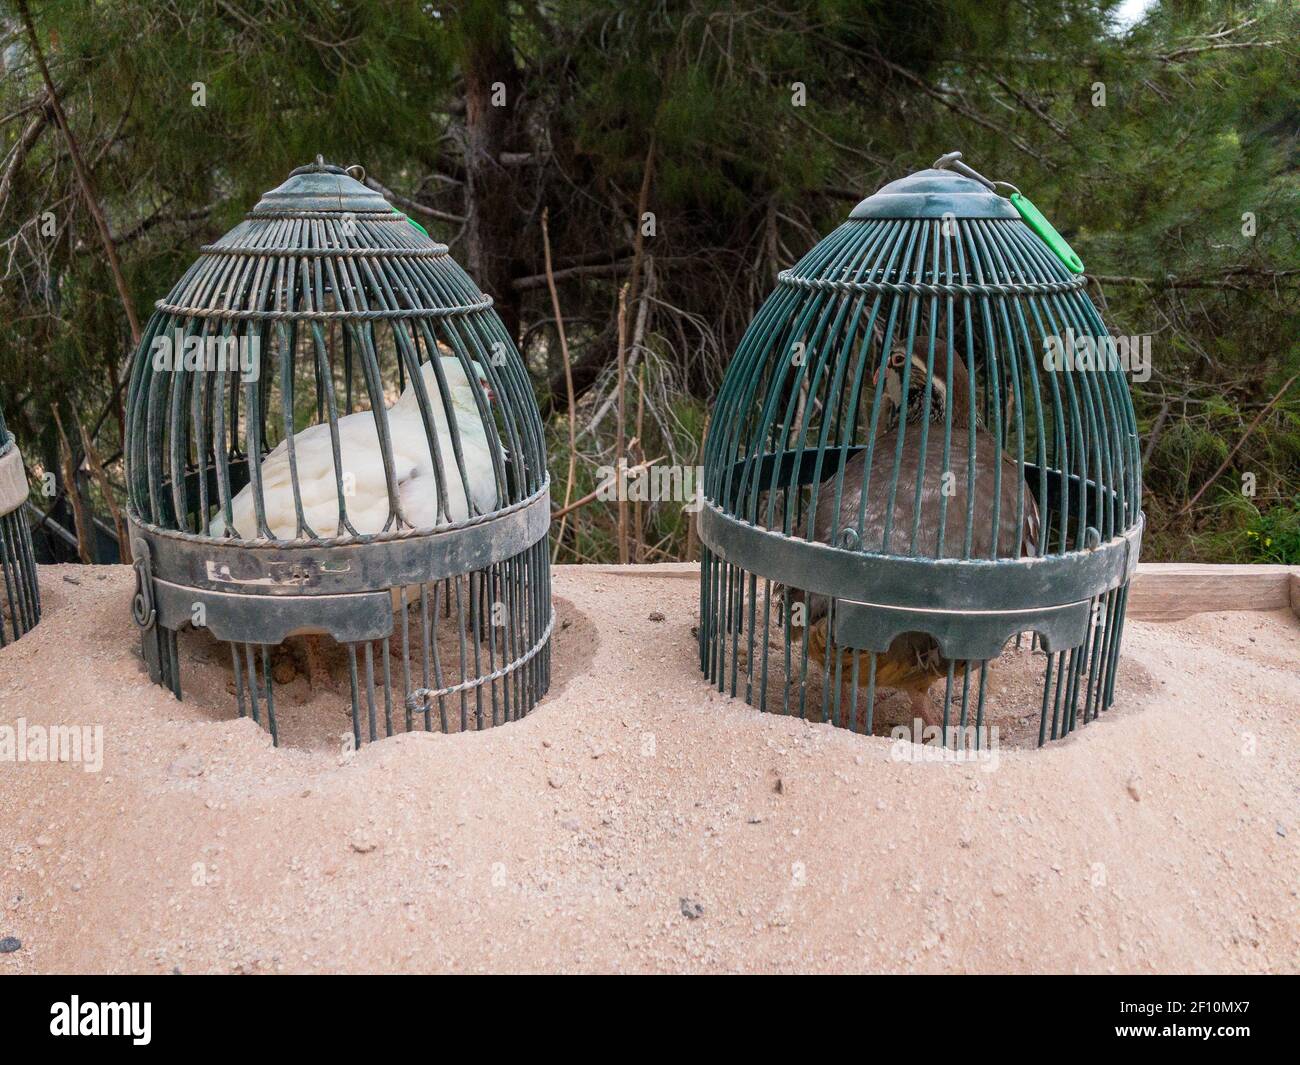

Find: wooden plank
<box><xmin>1126</xmin><ymin>562</ymin><xmax>1298</xmax><ymax>622</ymax></box>
<box><xmin>558</xmin><ymin>562</ymin><xmax>699</xmax><ymax>580</ymax></box>
<box><xmin>560</xmin><ymin>560</ymin><xmax>1300</xmax><ymax>622</ymax></box>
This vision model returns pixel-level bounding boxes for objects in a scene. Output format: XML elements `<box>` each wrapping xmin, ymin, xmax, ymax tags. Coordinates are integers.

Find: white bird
<box><xmin>208</xmin><ymin>355</ymin><xmax>502</xmax><ymax>690</ymax></box>
<box><xmin>209</xmin><ymin>355</ymin><xmax>500</xmax><ymax>541</ymax></box>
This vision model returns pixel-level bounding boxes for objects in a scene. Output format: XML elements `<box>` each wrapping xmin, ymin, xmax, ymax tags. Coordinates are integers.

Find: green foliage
<box><xmin>1243</xmin><ymin>497</ymin><xmax>1300</xmax><ymax>565</ymax></box>
<box><xmin>1</xmin><ymin>0</ymin><xmax>1296</xmax><ymax>564</ymax></box>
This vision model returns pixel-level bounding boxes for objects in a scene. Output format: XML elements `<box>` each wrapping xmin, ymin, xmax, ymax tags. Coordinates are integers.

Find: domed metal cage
<box><xmin>699</xmin><ymin>156</ymin><xmax>1142</xmax><ymax>747</ymax></box>
<box><xmin>125</xmin><ymin>160</ymin><xmax>551</xmax><ymax>746</ymax></box>
<box><xmin>0</xmin><ymin>398</ymin><xmax>41</xmax><ymax>646</ymax></box>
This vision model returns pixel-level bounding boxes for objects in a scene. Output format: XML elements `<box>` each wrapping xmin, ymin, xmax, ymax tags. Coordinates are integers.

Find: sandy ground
<box><xmin>0</xmin><ymin>563</ymin><xmax>1296</xmax><ymax>974</ymax></box>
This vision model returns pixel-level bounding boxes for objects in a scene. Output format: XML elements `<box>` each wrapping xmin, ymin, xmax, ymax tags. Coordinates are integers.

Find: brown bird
<box><xmin>795</xmin><ymin>332</ymin><xmax>1039</xmax><ymax>727</ymax></box>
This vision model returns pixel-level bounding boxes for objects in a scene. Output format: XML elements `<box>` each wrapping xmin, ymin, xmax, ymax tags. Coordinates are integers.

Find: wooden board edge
<box><xmin>558</xmin><ymin>561</ymin><xmax>1300</xmax><ymax>623</ymax></box>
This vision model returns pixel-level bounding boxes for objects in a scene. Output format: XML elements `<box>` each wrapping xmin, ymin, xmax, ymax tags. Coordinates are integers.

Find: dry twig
<box><xmin>542</xmin><ymin>208</ymin><xmax>579</xmax><ymax>562</ymax></box>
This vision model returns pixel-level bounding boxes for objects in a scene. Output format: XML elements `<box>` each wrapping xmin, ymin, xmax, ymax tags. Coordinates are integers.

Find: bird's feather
<box><xmin>208</xmin><ymin>357</ymin><xmax>499</xmax><ymax>541</ymax></box>
<box><xmin>789</xmin><ymin>339</ymin><xmax>1040</xmax><ymax>709</ymax></box>
<box><xmin>804</xmin><ymin>428</ymin><xmax>1039</xmax><ymax>629</ymax></box>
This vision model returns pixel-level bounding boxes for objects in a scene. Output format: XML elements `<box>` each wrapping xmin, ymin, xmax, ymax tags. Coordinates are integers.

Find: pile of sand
<box><xmin>0</xmin><ymin>564</ymin><xmax>1296</xmax><ymax>973</ymax></box>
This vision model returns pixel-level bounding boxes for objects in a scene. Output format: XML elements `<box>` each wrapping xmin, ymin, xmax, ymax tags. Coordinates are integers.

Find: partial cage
<box><xmin>699</xmin><ymin>157</ymin><xmax>1143</xmax><ymax>747</ymax></box>
<box><xmin>0</xmin><ymin>398</ymin><xmax>41</xmax><ymax>645</ymax></box>
<box><xmin>125</xmin><ymin>160</ymin><xmax>552</xmax><ymax>746</ymax></box>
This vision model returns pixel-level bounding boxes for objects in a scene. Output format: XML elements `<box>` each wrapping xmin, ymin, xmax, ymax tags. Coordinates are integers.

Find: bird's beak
<box><xmin>481</xmin><ymin>382</ymin><xmax>496</xmax><ymax>403</ymax></box>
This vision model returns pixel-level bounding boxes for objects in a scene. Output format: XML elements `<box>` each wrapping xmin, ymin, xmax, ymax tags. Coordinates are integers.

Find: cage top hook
<box><xmin>934</xmin><ymin>151</ymin><xmax>1082</xmax><ymax>273</ymax></box>
<box><xmin>932</xmin><ymin>150</ymin><xmax>1021</xmax><ymax>197</ymax></box>
<box><xmin>256</xmin><ymin>158</ymin><xmax>391</xmax><ymax>215</ymax></box>
<box><xmin>850</xmin><ymin>157</ymin><xmax>1018</xmax><ymax>221</ymax></box>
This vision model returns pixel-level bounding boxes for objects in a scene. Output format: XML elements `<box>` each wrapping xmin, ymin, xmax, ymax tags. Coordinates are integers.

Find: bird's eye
<box><xmin>889</xmin><ymin>350</ymin><xmax>907</xmax><ymax>368</ymax></box>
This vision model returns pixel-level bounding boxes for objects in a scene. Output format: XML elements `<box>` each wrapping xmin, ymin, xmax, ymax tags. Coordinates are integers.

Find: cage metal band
<box><xmin>146</xmin><ymin>576</ymin><xmax>393</xmax><ymax>643</ymax></box>
<box><xmin>697</xmin><ymin>498</ymin><xmax>1142</xmax><ymax>613</ymax></box>
<box><xmin>128</xmin><ymin>488</ymin><xmax>550</xmax><ymax>598</ymax></box>
<box><xmin>152</xmin><ymin>297</ymin><xmax>494</xmax><ymax>320</ymax></box>
<box><xmin>198</xmin><ymin>244</ymin><xmax>451</xmax><ymax>258</ymax></box>
<box><xmin>0</xmin><ymin>438</ymin><xmax>28</xmax><ymax>518</ymax></box>
<box><xmin>777</xmin><ymin>270</ymin><xmax>1087</xmax><ymax>297</ymax></box>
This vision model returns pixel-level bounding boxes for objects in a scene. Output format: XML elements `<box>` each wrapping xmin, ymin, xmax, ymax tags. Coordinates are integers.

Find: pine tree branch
<box><xmin>363</xmin><ymin>176</ymin><xmax>467</xmax><ymax>224</ymax></box>
<box><xmin>0</xmin><ymin>99</ymin><xmax>51</xmax><ymax>215</ymax></box>
<box><xmin>511</xmin><ymin>259</ymin><xmax>633</xmax><ymax>291</ymax></box>
<box><xmin>982</xmin><ymin>70</ymin><xmax>1070</xmax><ymax>141</ymax></box>
<box><xmin>16</xmin><ymin>0</ymin><xmax>141</xmax><ymax>345</ymax></box>
<box><xmin>542</xmin><ymin>206</ymin><xmax>579</xmax><ymax>563</ymax></box>
<box><xmin>1090</xmin><ymin>268</ymin><xmax>1300</xmax><ymax>291</ymax></box>
<box><xmin>1158</xmin><ymin>39</ymin><xmax>1281</xmax><ymax>62</ymax></box>
<box><xmin>1178</xmin><ymin>372</ymin><xmax>1300</xmax><ymax>517</ymax></box>
<box><xmin>870</xmin><ymin>50</ymin><xmax>1055</xmax><ymax>170</ymax></box>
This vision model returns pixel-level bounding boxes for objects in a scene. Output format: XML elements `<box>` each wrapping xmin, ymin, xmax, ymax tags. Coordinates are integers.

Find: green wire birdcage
<box><xmin>0</xmin><ymin>396</ymin><xmax>41</xmax><ymax>646</ymax></box>
<box><xmin>124</xmin><ymin>160</ymin><xmax>552</xmax><ymax>746</ymax></box>
<box><xmin>699</xmin><ymin>154</ymin><xmax>1142</xmax><ymax>746</ymax></box>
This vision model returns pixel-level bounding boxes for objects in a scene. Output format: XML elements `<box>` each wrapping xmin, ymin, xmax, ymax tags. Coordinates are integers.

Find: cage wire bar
<box><xmin>0</xmin><ymin>398</ymin><xmax>42</xmax><ymax>646</ymax></box>
<box><xmin>124</xmin><ymin>160</ymin><xmax>552</xmax><ymax>746</ymax></box>
<box><xmin>698</xmin><ymin>159</ymin><xmax>1143</xmax><ymax>747</ymax></box>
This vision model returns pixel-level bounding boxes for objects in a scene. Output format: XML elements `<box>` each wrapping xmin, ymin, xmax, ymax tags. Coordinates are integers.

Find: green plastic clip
<box><xmin>1009</xmin><ymin>192</ymin><xmax>1084</xmax><ymax>274</ymax></box>
<box><xmin>396</xmin><ymin>210</ymin><xmax>430</xmax><ymax>239</ymax></box>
